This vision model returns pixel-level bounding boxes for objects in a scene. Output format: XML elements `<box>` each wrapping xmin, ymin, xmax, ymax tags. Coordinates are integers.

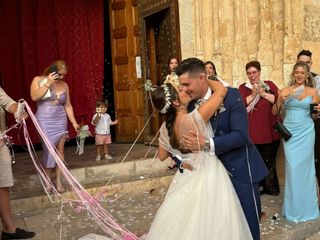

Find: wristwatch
<box><xmin>208</xmin><ymin>75</ymin><xmax>218</xmax><ymax>81</ymax></box>
<box><xmin>203</xmin><ymin>139</ymin><xmax>210</xmax><ymax>152</ymax></box>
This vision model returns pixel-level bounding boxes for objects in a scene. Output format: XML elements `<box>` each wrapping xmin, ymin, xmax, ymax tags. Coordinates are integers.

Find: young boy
<box><xmin>91</xmin><ymin>99</ymin><xmax>118</xmax><ymax>161</ymax></box>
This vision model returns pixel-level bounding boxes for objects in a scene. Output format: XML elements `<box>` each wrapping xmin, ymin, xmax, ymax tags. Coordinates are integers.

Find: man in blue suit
<box><xmin>175</xmin><ymin>58</ymin><xmax>268</xmax><ymax>240</ymax></box>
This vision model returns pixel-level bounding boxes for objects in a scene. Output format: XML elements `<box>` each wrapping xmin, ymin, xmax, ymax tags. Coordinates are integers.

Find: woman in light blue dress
<box><xmin>273</xmin><ymin>61</ymin><xmax>319</xmax><ymax>222</ymax></box>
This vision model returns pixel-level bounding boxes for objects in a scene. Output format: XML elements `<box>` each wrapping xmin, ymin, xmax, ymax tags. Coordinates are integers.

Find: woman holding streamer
<box><xmin>0</xmin><ymin>89</ymin><xmax>35</xmax><ymax>239</ymax></box>
<box><xmin>143</xmin><ymin>76</ymin><xmax>252</xmax><ymax>239</ymax></box>
<box><xmin>30</xmin><ymin>60</ymin><xmax>79</xmax><ymax>193</ymax></box>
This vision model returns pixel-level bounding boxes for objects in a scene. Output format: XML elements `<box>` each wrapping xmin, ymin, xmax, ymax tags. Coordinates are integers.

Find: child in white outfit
<box><xmin>91</xmin><ymin>99</ymin><xmax>118</xmax><ymax>161</ymax></box>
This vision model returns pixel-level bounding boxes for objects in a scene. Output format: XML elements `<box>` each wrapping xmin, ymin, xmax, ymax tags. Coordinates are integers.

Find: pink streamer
<box><xmin>20</xmin><ymin>101</ymin><xmax>139</xmax><ymax>240</ymax></box>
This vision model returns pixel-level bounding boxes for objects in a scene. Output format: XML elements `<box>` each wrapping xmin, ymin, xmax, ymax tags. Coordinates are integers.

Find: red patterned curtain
<box><xmin>0</xmin><ymin>0</ymin><xmax>104</xmax><ymax>143</ymax></box>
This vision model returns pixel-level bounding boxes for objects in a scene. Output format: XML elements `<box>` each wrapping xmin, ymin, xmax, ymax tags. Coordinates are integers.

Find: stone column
<box><xmin>219</xmin><ymin>0</ymin><xmax>235</xmax><ymax>84</ymax></box>
<box><xmin>270</xmin><ymin>0</ymin><xmax>285</xmax><ymax>87</ymax></box>
<box><xmin>201</xmin><ymin>0</ymin><xmax>214</xmax><ymax>61</ymax></box>
<box><xmin>212</xmin><ymin>0</ymin><xmax>223</xmax><ymax>75</ymax></box>
<box><xmin>283</xmin><ymin>0</ymin><xmax>304</xmax><ymax>85</ymax></box>
<box><xmin>212</xmin><ymin>0</ymin><xmax>221</xmax><ymax>54</ymax></box>
<box><xmin>303</xmin><ymin>1</ymin><xmax>320</xmax><ymax>74</ymax></box>
<box><xmin>244</xmin><ymin>0</ymin><xmax>259</xmax><ymax>60</ymax></box>
<box><xmin>233</xmin><ymin>0</ymin><xmax>247</xmax><ymax>86</ymax></box>
<box><xmin>178</xmin><ymin>0</ymin><xmax>195</xmax><ymax>59</ymax></box>
<box><xmin>194</xmin><ymin>0</ymin><xmax>204</xmax><ymax>59</ymax></box>
<box><xmin>257</xmin><ymin>0</ymin><xmax>273</xmax><ymax>66</ymax></box>
<box><xmin>177</xmin><ymin>0</ymin><xmax>319</xmax><ymax>87</ymax></box>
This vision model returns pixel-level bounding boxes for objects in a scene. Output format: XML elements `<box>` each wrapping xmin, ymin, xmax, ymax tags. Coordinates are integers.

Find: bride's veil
<box><xmin>158</xmin><ymin>110</ymin><xmax>214</xmax><ymax>154</ymax></box>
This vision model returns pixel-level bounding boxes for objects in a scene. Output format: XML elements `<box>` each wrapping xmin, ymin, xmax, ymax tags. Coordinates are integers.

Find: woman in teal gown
<box><xmin>273</xmin><ymin>61</ymin><xmax>320</xmax><ymax>222</ymax></box>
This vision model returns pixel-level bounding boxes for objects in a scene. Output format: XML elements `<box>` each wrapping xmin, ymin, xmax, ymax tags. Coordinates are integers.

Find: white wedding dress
<box><xmin>144</xmin><ymin>110</ymin><xmax>252</xmax><ymax>240</ymax></box>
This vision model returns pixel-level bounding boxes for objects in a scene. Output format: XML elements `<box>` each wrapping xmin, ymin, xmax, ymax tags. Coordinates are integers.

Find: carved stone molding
<box><xmin>139</xmin><ymin>0</ymin><xmax>171</xmax><ymax>17</ymax></box>
<box><xmin>304</xmin><ymin>14</ymin><xmax>320</xmax><ymax>41</ymax></box>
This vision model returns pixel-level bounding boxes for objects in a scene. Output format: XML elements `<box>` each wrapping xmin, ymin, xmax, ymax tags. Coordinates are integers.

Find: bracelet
<box><xmin>179</xmin><ymin>162</ymin><xmax>185</xmax><ymax>170</ymax></box>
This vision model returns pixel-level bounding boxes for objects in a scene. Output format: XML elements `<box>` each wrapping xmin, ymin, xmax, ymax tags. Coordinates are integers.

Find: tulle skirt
<box><xmin>145</xmin><ymin>152</ymin><xmax>252</xmax><ymax>240</ymax></box>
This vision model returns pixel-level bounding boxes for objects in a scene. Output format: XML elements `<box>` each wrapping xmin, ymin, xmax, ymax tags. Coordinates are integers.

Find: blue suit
<box><xmin>190</xmin><ymin>87</ymin><xmax>268</xmax><ymax>240</ymax></box>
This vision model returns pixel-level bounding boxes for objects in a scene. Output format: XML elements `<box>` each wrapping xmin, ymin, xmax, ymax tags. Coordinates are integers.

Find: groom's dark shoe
<box><xmin>264</xmin><ymin>189</ymin><xmax>280</xmax><ymax>196</ymax></box>
<box><xmin>2</xmin><ymin>228</ymin><xmax>35</xmax><ymax>239</ymax></box>
<box><xmin>258</xmin><ymin>186</ymin><xmax>265</xmax><ymax>195</ymax></box>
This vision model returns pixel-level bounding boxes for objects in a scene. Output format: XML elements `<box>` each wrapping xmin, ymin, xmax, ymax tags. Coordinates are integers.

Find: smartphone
<box><xmin>48</xmin><ymin>65</ymin><xmax>58</xmax><ymax>74</ymax></box>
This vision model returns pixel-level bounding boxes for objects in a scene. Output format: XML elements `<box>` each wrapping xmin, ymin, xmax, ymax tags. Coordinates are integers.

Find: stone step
<box><xmin>10</xmin><ymin>158</ymin><xmax>175</xmax><ymax>213</ymax></box>
<box><xmin>9</xmin><ymin>151</ymin><xmax>320</xmax><ymax>239</ymax></box>
<box><xmin>11</xmin><ymin>184</ymin><xmax>320</xmax><ymax>240</ymax></box>
<box><xmin>12</xmin><ymin>157</ymin><xmax>169</xmax><ymax>194</ymax></box>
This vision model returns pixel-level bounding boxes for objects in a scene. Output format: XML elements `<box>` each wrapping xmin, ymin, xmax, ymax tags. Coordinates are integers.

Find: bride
<box><xmin>144</xmin><ymin>78</ymin><xmax>253</xmax><ymax>239</ymax></box>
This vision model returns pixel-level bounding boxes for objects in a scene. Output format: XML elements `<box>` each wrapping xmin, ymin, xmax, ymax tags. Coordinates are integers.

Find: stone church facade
<box><xmin>178</xmin><ymin>0</ymin><xmax>320</xmax><ymax>87</ymax></box>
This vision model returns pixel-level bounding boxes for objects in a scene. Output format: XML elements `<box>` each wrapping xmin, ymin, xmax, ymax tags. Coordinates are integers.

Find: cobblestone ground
<box><xmin>14</xmin><ymin>188</ymin><xmax>167</xmax><ymax>240</ymax></box>
<box><xmin>12</xmin><ymin>187</ymin><xmax>320</xmax><ymax>240</ymax></box>
<box><xmin>309</xmin><ymin>233</ymin><xmax>320</xmax><ymax>240</ymax></box>
<box><xmin>260</xmin><ymin>193</ymin><xmax>320</xmax><ymax>240</ymax></box>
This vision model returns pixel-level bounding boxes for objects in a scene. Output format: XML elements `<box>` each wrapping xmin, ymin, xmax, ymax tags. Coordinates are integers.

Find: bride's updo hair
<box><xmin>150</xmin><ymin>83</ymin><xmax>179</xmax><ymax>148</ymax></box>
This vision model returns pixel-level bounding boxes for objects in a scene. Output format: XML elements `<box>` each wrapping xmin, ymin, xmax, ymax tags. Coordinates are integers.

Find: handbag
<box><xmin>38</xmin><ymin>78</ymin><xmax>52</xmax><ymax>100</ymax></box>
<box><xmin>273</xmin><ymin>102</ymin><xmax>292</xmax><ymax>141</ymax></box>
<box><xmin>273</xmin><ymin>121</ymin><xmax>292</xmax><ymax>141</ymax></box>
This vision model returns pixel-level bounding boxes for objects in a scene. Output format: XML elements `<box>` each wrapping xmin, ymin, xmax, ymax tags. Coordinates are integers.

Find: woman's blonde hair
<box><xmin>42</xmin><ymin>60</ymin><xmax>68</xmax><ymax>76</ymax></box>
<box><xmin>290</xmin><ymin>61</ymin><xmax>315</xmax><ymax>87</ymax></box>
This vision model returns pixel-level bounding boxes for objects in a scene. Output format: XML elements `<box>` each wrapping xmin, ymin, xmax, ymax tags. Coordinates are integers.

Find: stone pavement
<box><xmin>9</xmin><ymin>187</ymin><xmax>320</xmax><ymax>240</ymax></box>
<box><xmin>4</xmin><ymin>143</ymin><xmax>320</xmax><ymax>239</ymax></box>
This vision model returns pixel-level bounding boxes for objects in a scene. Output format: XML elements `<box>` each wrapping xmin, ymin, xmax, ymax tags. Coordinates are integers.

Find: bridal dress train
<box><xmin>144</xmin><ymin>110</ymin><xmax>253</xmax><ymax>240</ymax></box>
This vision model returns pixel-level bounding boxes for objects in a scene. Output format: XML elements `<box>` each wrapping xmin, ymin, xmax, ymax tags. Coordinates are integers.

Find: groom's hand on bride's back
<box><xmin>182</xmin><ymin>130</ymin><xmax>205</xmax><ymax>151</ymax></box>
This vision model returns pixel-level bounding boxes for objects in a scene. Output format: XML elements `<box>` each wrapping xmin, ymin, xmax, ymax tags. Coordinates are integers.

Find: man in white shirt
<box><xmin>297</xmin><ymin>49</ymin><xmax>320</xmax><ymax>94</ymax></box>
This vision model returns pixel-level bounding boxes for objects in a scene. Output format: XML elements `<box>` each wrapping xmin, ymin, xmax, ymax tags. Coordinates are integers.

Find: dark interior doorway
<box><xmin>103</xmin><ymin>0</ymin><xmax>116</xmax><ymax>139</ymax></box>
<box><xmin>145</xmin><ymin>7</ymin><xmax>177</xmax><ymax>139</ymax></box>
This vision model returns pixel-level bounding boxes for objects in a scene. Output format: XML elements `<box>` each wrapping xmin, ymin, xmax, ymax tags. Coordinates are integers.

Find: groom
<box><xmin>174</xmin><ymin>58</ymin><xmax>268</xmax><ymax>240</ymax></box>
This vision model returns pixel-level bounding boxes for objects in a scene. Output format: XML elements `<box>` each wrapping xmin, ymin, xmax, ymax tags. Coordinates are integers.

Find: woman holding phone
<box><xmin>30</xmin><ymin>60</ymin><xmax>79</xmax><ymax>193</ymax></box>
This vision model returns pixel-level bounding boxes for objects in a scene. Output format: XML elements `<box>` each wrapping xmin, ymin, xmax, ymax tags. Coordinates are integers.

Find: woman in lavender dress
<box><xmin>30</xmin><ymin>60</ymin><xmax>79</xmax><ymax>193</ymax></box>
